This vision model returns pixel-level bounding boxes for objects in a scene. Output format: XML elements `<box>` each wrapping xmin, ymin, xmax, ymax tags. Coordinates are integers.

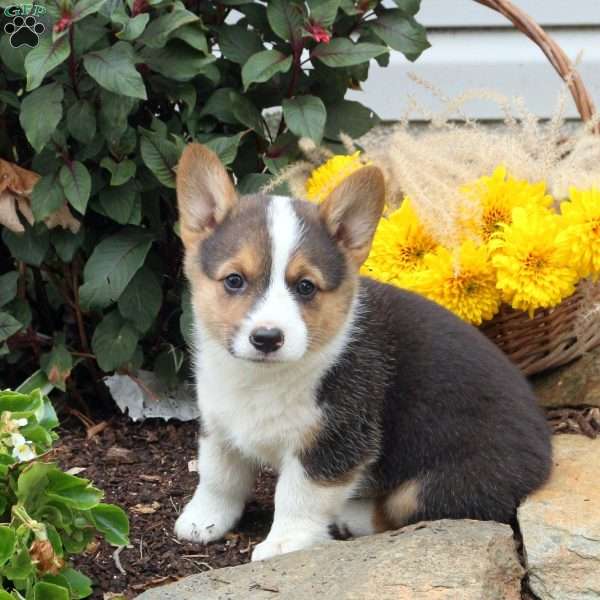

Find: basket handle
<box><xmin>473</xmin><ymin>0</ymin><xmax>599</xmax><ymax>134</ymax></box>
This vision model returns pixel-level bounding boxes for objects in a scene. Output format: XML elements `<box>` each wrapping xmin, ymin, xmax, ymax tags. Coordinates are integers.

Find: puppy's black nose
<box><xmin>249</xmin><ymin>327</ymin><xmax>284</xmax><ymax>354</ymax></box>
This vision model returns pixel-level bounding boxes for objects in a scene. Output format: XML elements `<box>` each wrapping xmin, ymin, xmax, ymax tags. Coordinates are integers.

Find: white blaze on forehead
<box><xmin>232</xmin><ymin>196</ymin><xmax>308</xmax><ymax>361</ymax></box>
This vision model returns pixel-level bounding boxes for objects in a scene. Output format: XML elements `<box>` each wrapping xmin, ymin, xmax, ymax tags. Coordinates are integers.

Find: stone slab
<box><xmin>137</xmin><ymin>519</ymin><xmax>523</xmax><ymax>600</ymax></box>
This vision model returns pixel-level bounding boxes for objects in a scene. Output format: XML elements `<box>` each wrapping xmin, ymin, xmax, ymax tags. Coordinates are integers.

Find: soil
<box><xmin>54</xmin><ymin>417</ymin><xmax>275</xmax><ymax>599</ymax></box>
<box><xmin>54</xmin><ymin>406</ymin><xmax>597</xmax><ymax>599</ymax></box>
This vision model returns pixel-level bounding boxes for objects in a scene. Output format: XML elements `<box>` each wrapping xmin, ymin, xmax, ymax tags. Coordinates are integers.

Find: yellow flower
<box><xmin>305</xmin><ymin>152</ymin><xmax>365</xmax><ymax>204</ymax></box>
<box><xmin>491</xmin><ymin>206</ymin><xmax>577</xmax><ymax>316</ymax></box>
<box><xmin>461</xmin><ymin>165</ymin><xmax>553</xmax><ymax>241</ymax></box>
<box><xmin>361</xmin><ymin>199</ymin><xmax>437</xmax><ymax>285</ymax></box>
<box><xmin>408</xmin><ymin>241</ymin><xmax>501</xmax><ymax>325</ymax></box>
<box><xmin>557</xmin><ymin>187</ymin><xmax>600</xmax><ymax>280</ymax></box>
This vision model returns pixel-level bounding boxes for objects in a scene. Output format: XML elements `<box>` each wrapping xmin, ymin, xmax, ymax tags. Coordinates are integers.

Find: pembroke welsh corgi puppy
<box><xmin>174</xmin><ymin>143</ymin><xmax>552</xmax><ymax>562</ymax></box>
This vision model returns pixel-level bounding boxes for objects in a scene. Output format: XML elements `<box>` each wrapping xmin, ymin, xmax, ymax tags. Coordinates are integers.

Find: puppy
<box><xmin>174</xmin><ymin>143</ymin><xmax>552</xmax><ymax>562</ymax></box>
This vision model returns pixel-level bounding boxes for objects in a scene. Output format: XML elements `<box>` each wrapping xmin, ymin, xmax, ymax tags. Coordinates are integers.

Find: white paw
<box><xmin>174</xmin><ymin>497</ymin><xmax>242</xmax><ymax>544</ymax></box>
<box><xmin>251</xmin><ymin>531</ymin><xmax>329</xmax><ymax>562</ymax></box>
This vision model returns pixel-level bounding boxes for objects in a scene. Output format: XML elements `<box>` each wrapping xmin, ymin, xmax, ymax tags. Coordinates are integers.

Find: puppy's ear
<box><xmin>319</xmin><ymin>166</ymin><xmax>385</xmax><ymax>267</ymax></box>
<box><xmin>176</xmin><ymin>143</ymin><xmax>237</xmax><ymax>248</ymax></box>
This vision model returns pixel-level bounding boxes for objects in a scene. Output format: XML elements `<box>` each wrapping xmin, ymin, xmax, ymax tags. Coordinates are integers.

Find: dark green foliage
<box><xmin>0</xmin><ymin>0</ymin><xmax>428</xmax><ymax>399</ymax></box>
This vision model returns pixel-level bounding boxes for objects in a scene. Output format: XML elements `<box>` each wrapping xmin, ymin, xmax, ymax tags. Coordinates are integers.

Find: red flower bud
<box><xmin>306</xmin><ymin>22</ymin><xmax>331</xmax><ymax>44</ymax></box>
<box><xmin>132</xmin><ymin>0</ymin><xmax>150</xmax><ymax>16</ymax></box>
<box><xmin>53</xmin><ymin>14</ymin><xmax>72</xmax><ymax>34</ymax></box>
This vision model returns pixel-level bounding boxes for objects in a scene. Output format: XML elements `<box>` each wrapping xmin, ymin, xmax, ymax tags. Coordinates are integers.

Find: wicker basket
<box><xmin>470</xmin><ymin>0</ymin><xmax>600</xmax><ymax>375</ymax></box>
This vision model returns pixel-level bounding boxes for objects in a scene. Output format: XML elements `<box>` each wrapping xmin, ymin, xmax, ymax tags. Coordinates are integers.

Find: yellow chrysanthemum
<box><xmin>461</xmin><ymin>165</ymin><xmax>553</xmax><ymax>241</ymax></box>
<box><xmin>557</xmin><ymin>187</ymin><xmax>600</xmax><ymax>280</ymax></box>
<box><xmin>491</xmin><ymin>206</ymin><xmax>578</xmax><ymax>317</ymax></box>
<box><xmin>407</xmin><ymin>241</ymin><xmax>501</xmax><ymax>325</ymax></box>
<box><xmin>305</xmin><ymin>152</ymin><xmax>364</xmax><ymax>203</ymax></box>
<box><xmin>361</xmin><ymin>199</ymin><xmax>437</xmax><ymax>285</ymax></box>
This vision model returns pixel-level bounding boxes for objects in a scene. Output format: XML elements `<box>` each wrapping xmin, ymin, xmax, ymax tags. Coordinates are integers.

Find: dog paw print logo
<box><xmin>4</xmin><ymin>14</ymin><xmax>45</xmax><ymax>48</ymax></box>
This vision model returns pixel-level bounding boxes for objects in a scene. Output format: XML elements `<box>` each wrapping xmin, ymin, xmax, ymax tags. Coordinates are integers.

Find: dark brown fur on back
<box><xmin>299</xmin><ymin>278</ymin><xmax>552</xmax><ymax>524</ymax></box>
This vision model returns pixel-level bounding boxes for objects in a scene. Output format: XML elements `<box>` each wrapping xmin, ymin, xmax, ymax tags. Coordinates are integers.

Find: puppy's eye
<box><xmin>224</xmin><ymin>273</ymin><xmax>245</xmax><ymax>292</ymax></box>
<box><xmin>296</xmin><ymin>279</ymin><xmax>316</xmax><ymax>298</ymax></box>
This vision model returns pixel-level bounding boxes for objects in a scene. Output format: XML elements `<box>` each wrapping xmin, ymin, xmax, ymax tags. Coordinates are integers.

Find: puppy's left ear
<box><xmin>319</xmin><ymin>165</ymin><xmax>385</xmax><ymax>267</ymax></box>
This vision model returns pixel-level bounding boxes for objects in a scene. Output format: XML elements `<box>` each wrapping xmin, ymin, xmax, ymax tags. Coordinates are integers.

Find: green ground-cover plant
<box><xmin>0</xmin><ymin>0</ymin><xmax>429</xmax><ymax>400</ymax></box>
<box><xmin>0</xmin><ymin>386</ymin><xmax>129</xmax><ymax>599</ymax></box>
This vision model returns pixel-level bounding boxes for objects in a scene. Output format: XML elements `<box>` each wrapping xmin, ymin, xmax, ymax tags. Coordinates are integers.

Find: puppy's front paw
<box><xmin>174</xmin><ymin>496</ymin><xmax>242</xmax><ymax>544</ymax></box>
<box><xmin>251</xmin><ymin>530</ymin><xmax>330</xmax><ymax>562</ymax></box>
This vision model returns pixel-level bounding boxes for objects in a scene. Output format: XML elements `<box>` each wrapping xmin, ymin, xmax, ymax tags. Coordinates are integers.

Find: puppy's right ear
<box><xmin>176</xmin><ymin>143</ymin><xmax>237</xmax><ymax>248</ymax></box>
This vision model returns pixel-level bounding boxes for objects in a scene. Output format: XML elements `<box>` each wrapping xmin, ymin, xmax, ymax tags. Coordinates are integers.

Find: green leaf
<box><xmin>180</xmin><ymin>288</ymin><xmax>194</xmax><ymax>347</ymax></box>
<box><xmin>98</xmin><ymin>90</ymin><xmax>138</xmax><ymax>146</ymax></box>
<box><xmin>205</xmin><ymin>132</ymin><xmax>245</xmax><ymax>166</ymax></box>
<box><xmin>25</xmin><ymin>33</ymin><xmax>70</xmax><ymax>91</ymax></box>
<box><xmin>142</xmin><ymin>43</ymin><xmax>216</xmax><ymax>81</ymax></box>
<box><xmin>118</xmin><ymin>267</ymin><xmax>162</xmax><ymax>333</ymax></box>
<box><xmin>15</xmin><ymin>369</ymin><xmax>54</xmax><ymax>396</ymax></box>
<box><xmin>283</xmin><ymin>95</ymin><xmax>326</xmax><ymax>143</ymax></box>
<box><xmin>393</xmin><ymin>0</ymin><xmax>422</xmax><ymax>15</ymax></box>
<box><xmin>79</xmin><ymin>228</ymin><xmax>153</xmax><ymax>310</ymax></box>
<box><xmin>46</xmin><ymin>470</ymin><xmax>104</xmax><ymax>509</ymax></box>
<box><xmin>2</xmin><ymin>223</ymin><xmax>50</xmax><ymax>266</ymax></box>
<box><xmin>30</xmin><ymin>171</ymin><xmax>64</xmax><ymax>221</ymax></box>
<box><xmin>0</xmin><ymin>271</ymin><xmax>19</xmax><ymax>308</ymax></box>
<box><xmin>0</xmin><ymin>90</ymin><xmax>20</xmax><ymax>109</ymax></box>
<box><xmin>0</xmin><ymin>312</ymin><xmax>22</xmax><ymax>343</ymax></box>
<box><xmin>237</xmin><ymin>173</ymin><xmax>271</xmax><ymax>195</ymax></box>
<box><xmin>19</xmin><ymin>82</ymin><xmax>64</xmax><ymax>152</ymax></box>
<box><xmin>91</xmin><ymin>503</ymin><xmax>130</xmax><ymax>546</ymax></box>
<box><xmin>59</xmin><ymin>161</ymin><xmax>91</xmax><ymax>214</ymax></box>
<box><xmin>218</xmin><ymin>25</ymin><xmax>263</xmax><ymax>64</ymax></box>
<box><xmin>91</xmin><ymin>310</ymin><xmax>139</xmax><ymax>372</ymax></box>
<box><xmin>83</xmin><ymin>41</ymin><xmax>147</xmax><ymax>100</ymax></box>
<box><xmin>140</xmin><ymin>4</ymin><xmax>199</xmax><ymax>48</ymax></box>
<box><xmin>370</xmin><ymin>11</ymin><xmax>430</xmax><ymax>61</ymax></box>
<box><xmin>242</xmin><ymin>49</ymin><xmax>293</xmax><ymax>91</ymax></box>
<box><xmin>0</xmin><ymin>525</ymin><xmax>16</xmax><ymax>566</ymax></box>
<box><xmin>100</xmin><ymin>158</ymin><xmax>137</xmax><ymax>186</ymax></box>
<box><xmin>3</xmin><ymin>545</ymin><xmax>33</xmax><ymax>580</ymax></box>
<box><xmin>40</xmin><ymin>344</ymin><xmax>73</xmax><ymax>392</ymax></box>
<box><xmin>312</xmin><ymin>38</ymin><xmax>387</xmax><ymax>67</ymax></box>
<box><xmin>307</xmin><ymin>0</ymin><xmax>341</xmax><ymax>27</ymax></box>
<box><xmin>98</xmin><ymin>180</ymin><xmax>138</xmax><ymax>225</ymax></box>
<box><xmin>72</xmin><ymin>0</ymin><xmax>108</xmax><ymax>22</ymax></box>
<box><xmin>325</xmin><ymin>99</ymin><xmax>379</xmax><ymax>139</ymax></box>
<box><xmin>33</xmin><ymin>581</ymin><xmax>70</xmax><ymax>600</ymax></box>
<box><xmin>170</xmin><ymin>23</ymin><xmax>208</xmax><ymax>52</ymax></box>
<box><xmin>116</xmin><ymin>13</ymin><xmax>149</xmax><ymax>41</ymax></box>
<box><xmin>267</xmin><ymin>0</ymin><xmax>305</xmax><ymax>42</ymax></box>
<box><xmin>51</xmin><ymin>227</ymin><xmax>85</xmax><ymax>263</ymax></box>
<box><xmin>67</xmin><ymin>100</ymin><xmax>97</xmax><ymax>144</ymax></box>
<box><xmin>61</xmin><ymin>568</ymin><xmax>93</xmax><ymax>600</ymax></box>
<box><xmin>17</xmin><ymin>461</ymin><xmax>53</xmax><ymax>508</ymax></box>
<box><xmin>230</xmin><ymin>92</ymin><xmax>265</xmax><ymax>136</ymax></box>
<box><xmin>0</xmin><ymin>590</ymin><xmax>13</xmax><ymax>600</ymax></box>
<box><xmin>139</xmin><ymin>128</ymin><xmax>180</xmax><ymax>188</ymax></box>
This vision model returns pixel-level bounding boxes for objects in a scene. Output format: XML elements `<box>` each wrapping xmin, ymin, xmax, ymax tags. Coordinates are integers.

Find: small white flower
<box><xmin>9</xmin><ymin>433</ymin><xmax>26</xmax><ymax>447</ymax></box>
<box><xmin>15</xmin><ymin>418</ymin><xmax>28</xmax><ymax>427</ymax></box>
<box><xmin>12</xmin><ymin>442</ymin><xmax>36</xmax><ymax>462</ymax></box>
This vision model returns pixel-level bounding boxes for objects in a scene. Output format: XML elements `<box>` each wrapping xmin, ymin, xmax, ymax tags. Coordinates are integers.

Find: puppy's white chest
<box><xmin>197</xmin><ymin>370</ymin><xmax>322</xmax><ymax>467</ymax></box>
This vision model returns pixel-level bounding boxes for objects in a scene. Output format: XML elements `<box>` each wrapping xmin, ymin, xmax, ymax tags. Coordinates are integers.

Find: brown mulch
<box><xmin>53</xmin><ymin>405</ymin><xmax>597</xmax><ymax>599</ymax></box>
<box><xmin>54</xmin><ymin>417</ymin><xmax>275</xmax><ymax>599</ymax></box>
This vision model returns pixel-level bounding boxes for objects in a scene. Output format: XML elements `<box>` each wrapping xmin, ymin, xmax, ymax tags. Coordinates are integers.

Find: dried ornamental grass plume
<box><xmin>360</xmin><ymin>199</ymin><xmax>437</xmax><ymax>286</ymax></box>
<box><xmin>460</xmin><ymin>165</ymin><xmax>553</xmax><ymax>242</ymax></box>
<box><xmin>409</xmin><ymin>240</ymin><xmax>502</xmax><ymax>326</ymax></box>
<box><xmin>491</xmin><ymin>206</ymin><xmax>578</xmax><ymax>317</ymax></box>
<box><xmin>305</xmin><ymin>152</ymin><xmax>365</xmax><ymax>204</ymax></box>
<box><xmin>557</xmin><ymin>187</ymin><xmax>600</xmax><ymax>279</ymax></box>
